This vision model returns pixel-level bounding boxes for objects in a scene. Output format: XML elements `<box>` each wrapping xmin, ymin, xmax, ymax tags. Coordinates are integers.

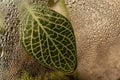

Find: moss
<box><xmin>18</xmin><ymin>71</ymin><xmax>39</xmax><ymax>80</ymax></box>
<box><xmin>45</xmin><ymin>71</ymin><xmax>69</xmax><ymax>80</ymax></box>
<box><xmin>18</xmin><ymin>70</ymin><xmax>79</xmax><ymax>80</ymax></box>
<box><xmin>67</xmin><ymin>71</ymin><xmax>79</xmax><ymax>80</ymax></box>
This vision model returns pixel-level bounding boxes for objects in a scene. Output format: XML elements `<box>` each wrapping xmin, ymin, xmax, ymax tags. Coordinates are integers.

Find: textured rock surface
<box><xmin>1</xmin><ymin>0</ymin><xmax>120</xmax><ymax>80</ymax></box>
<box><xmin>0</xmin><ymin>0</ymin><xmax>50</xmax><ymax>80</ymax></box>
<box><xmin>66</xmin><ymin>0</ymin><xmax>120</xmax><ymax>80</ymax></box>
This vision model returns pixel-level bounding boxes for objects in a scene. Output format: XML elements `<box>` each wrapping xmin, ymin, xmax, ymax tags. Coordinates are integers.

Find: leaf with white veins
<box><xmin>19</xmin><ymin>1</ymin><xmax>77</xmax><ymax>73</ymax></box>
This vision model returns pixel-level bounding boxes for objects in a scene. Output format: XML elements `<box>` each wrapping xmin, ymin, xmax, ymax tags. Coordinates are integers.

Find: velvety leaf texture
<box><xmin>20</xmin><ymin>3</ymin><xmax>77</xmax><ymax>73</ymax></box>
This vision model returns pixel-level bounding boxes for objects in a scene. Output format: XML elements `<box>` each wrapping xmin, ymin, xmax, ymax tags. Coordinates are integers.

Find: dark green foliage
<box><xmin>19</xmin><ymin>2</ymin><xmax>77</xmax><ymax>74</ymax></box>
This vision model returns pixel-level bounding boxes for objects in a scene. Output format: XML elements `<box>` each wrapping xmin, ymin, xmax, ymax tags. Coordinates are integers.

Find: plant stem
<box><xmin>48</xmin><ymin>0</ymin><xmax>69</xmax><ymax>19</ymax></box>
<box><xmin>0</xmin><ymin>17</ymin><xmax>4</xmax><ymax>34</ymax></box>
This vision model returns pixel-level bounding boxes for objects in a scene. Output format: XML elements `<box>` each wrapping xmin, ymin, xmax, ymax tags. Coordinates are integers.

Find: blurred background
<box><xmin>1</xmin><ymin>0</ymin><xmax>120</xmax><ymax>80</ymax></box>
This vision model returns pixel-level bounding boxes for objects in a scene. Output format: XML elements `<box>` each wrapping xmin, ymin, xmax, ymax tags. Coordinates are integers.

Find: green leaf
<box><xmin>19</xmin><ymin>2</ymin><xmax>77</xmax><ymax>73</ymax></box>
